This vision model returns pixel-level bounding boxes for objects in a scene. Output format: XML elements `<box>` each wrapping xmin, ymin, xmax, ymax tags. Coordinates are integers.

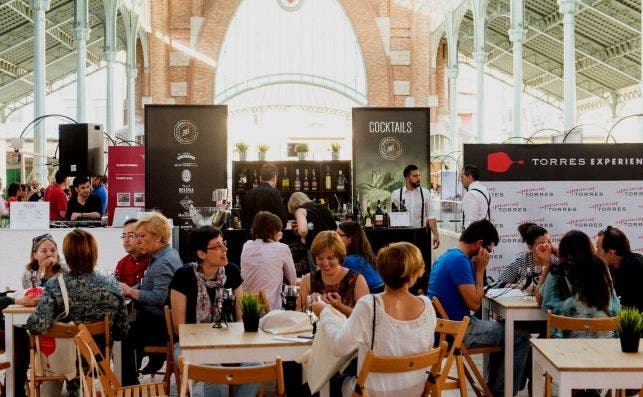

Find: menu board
<box><xmin>9</xmin><ymin>202</ymin><xmax>49</xmax><ymax>229</ymax></box>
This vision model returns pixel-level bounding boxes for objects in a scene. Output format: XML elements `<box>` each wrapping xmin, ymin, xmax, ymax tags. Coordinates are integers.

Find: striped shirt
<box><xmin>497</xmin><ymin>251</ymin><xmax>558</xmax><ymax>287</ymax></box>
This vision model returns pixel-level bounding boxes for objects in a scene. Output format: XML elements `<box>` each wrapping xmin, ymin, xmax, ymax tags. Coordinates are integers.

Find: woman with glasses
<box><xmin>119</xmin><ymin>212</ymin><xmax>182</xmax><ymax>385</ymax></box>
<box><xmin>497</xmin><ymin>222</ymin><xmax>558</xmax><ymax>293</ymax></box>
<box><xmin>337</xmin><ymin>221</ymin><xmax>384</xmax><ymax>293</ymax></box>
<box><xmin>539</xmin><ymin>229</ymin><xmax>620</xmax><ymax>338</ymax></box>
<box><xmin>21</xmin><ymin>233</ymin><xmax>66</xmax><ymax>289</ymax></box>
<box><xmin>170</xmin><ymin>226</ymin><xmax>258</xmax><ymax>397</ymax></box>
<box><xmin>240</xmin><ymin>211</ymin><xmax>296</xmax><ymax>310</ymax></box>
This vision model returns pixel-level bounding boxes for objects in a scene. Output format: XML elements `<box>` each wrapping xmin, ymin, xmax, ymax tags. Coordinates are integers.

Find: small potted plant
<box><xmin>295</xmin><ymin>143</ymin><xmax>309</xmax><ymax>161</ymax></box>
<box><xmin>239</xmin><ymin>292</ymin><xmax>264</xmax><ymax>332</ymax></box>
<box><xmin>257</xmin><ymin>144</ymin><xmax>270</xmax><ymax>161</ymax></box>
<box><xmin>330</xmin><ymin>143</ymin><xmax>341</xmax><ymax>161</ymax></box>
<box><xmin>617</xmin><ymin>307</ymin><xmax>643</xmax><ymax>353</ymax></box>
<box><xmin>234</xmin><ymin>142</ymin><xmax>248</xmax><ymax>161</ymax></box>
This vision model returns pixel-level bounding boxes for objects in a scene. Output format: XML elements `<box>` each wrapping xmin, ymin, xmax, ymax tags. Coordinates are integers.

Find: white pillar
<box><xmin>75</xmin><ymin>27</ymin><xmax>90</xmax><ymax>123</ymax></box>
<box><xmin>127</xmin><ymin>67</ymin><xmax>137</xmax><ymax>141</ymax></box>
<box><xmin>474</xmin><ymin>51</ymin><xmax>486</xmax><ymax>143</ymax></box>
<box><xmin>509</xmin><ymin>0</ymin><xmax>525</xmax><ymax>138</ymax></box>
<box><xmin>447</xmin><ymin>66</ymin><xmax>459</xmax><ymax>156</ymax></box>
<box><xmin>30</xmin><ymin>0</ymin><xmax>51</xmax><ymax>184</ymax></box>
<box><xmin>104</xmin><ymin>50</ymin><xmax>115</xmax><ymax>137</ymax></box>
<box><xmin>75</xmin><ymin>0</ymin><xmax>89</xmax><ymax>123</ymax></box>
<box><xmin>558</xmin><ymin>0</ymin><xmax>580</xmax><ymax>132</ymax></box>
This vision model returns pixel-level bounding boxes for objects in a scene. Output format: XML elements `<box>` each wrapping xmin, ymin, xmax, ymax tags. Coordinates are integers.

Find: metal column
<box><xmin>558</xmin><ymin>0</ymin><xmax>580</xmax><ymax>132</ymax></box>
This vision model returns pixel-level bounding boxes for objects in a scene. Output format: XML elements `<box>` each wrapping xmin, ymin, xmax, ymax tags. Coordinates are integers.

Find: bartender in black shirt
<box><xmin>66</xmin><ymin>174</ymin><xmax>103</xmax><ymax>221</ymax></box>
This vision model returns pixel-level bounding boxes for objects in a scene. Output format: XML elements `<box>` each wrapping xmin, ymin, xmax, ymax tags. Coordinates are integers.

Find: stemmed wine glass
<box><xmin>282</xmin><ymin>285</ymin><xmax>299</xmax><ymax>311</ymax></box>
<box><xmin>304</xmin><ymin>293</ymin><xmax>321</xmax><ymax>334</ymax></box>
<box><xmin>213</xmin><ymin>288</ymin><xmax>235</xmax><ymax>328</ymax></box>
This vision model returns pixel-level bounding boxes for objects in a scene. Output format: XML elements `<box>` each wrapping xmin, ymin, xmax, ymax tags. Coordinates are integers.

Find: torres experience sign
<box><xmin>352</xmin><ymin>108</ymin><xmax>429</xmax><ymax>210</ymax></box>
<box><xmin>463</xmin><ymin>143</ymin><xmax>643</xmax><ymax>279</ymax></box>
<box><xmin>144</xmin><ymin>105</ymin><xmax>228</xmax><ymax>233</ymax></box>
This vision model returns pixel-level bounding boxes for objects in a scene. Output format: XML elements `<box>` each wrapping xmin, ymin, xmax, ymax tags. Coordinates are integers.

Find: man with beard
<box><xmin>66</xmin><ymin>174</ymin><xmax>102</xmax><ymax>220</ymax></box>
<box><xmin>460</xmin><ymin>164</ymin><xmax>491</xmax><ymax>228</ymax></box>
<box><xmin>390</xmin><ymin>164</ymin><xmax>439</xmax><ymax>248</ymax></box>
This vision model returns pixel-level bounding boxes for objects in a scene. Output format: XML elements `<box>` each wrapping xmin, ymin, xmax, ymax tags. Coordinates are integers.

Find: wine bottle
<box><xmin>374</xmin><ymin>200</ymin><xmax>384</xmax><ymax>228</ymax></box>
<box><xmin>324</xmin><ymin>166</ymin><xmax>332</xmax><ymax>190</ymax></box>
<box><xmin>400</xmin><ymin>198</ymin><xmax>408</xmax><ymax>212</ymax></box>
<box><xmin>354</xmin><ymin>194</ymin><xmax>362</xmax><ymax>225</ymax></box>
<box><xmin>311</xmin><ymin>169</ymin><xmax>318</xmax><ymax>191</ymax></box>
<box><xmin>252</xmin><ymin>169</ymin><xmax>259</xmax><ymax>188</ymax></box>
<box><xmin>303</xmin><ymin>169</ymin><xmax>310</xmax><ymax>191</ymax></box>
<box><xmin>294</xmin><ymin>169</ymin><xmax>301</xmax><ymax>191</ymax></box>
<box><xmin>281</xmin><ymin>167</ymin><xmax>290</xmax><ymax>190</ymax></box>
<box><xmin>336</xmin><ymin>170</ymin><xmax>345</xmax><ymax>191</ymax></box>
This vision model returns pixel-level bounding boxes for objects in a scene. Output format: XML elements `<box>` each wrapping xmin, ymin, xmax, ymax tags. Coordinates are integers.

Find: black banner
<box><xmin>144</xmin><ymin>104</ymin><xmax>228</xmax><ymax>234</ymax></box>
<box><xmin>464</xmin><ymin>143</ymin><xmax>643</xmax><ymax>181</ymax></box>
<box><xmin>352</xmin><ymin>108</ymin><xmax>430</xmax><ymax>207</ymax></box>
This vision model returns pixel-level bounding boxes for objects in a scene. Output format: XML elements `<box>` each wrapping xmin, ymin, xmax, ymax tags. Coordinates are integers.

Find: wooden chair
<box><xmin>432</xmin><ymin>297</ymin><xmax>498</xmax><ymax>397</ymax></box>
<box><xmin>142</xmin><ymin>306</ymin><xmax>176</xmax><ymax>392</ymax></box>
<box><xmin>0</xmin><ymin>360</ymin><xmax>10</xmax><ymax>397</ymax></box>
<box><xmin>544</xmin><ymin>310</ymin><xmax>620</xmax><ymax>397</ymax></box>
<box><xmin>434</xmin><ymin>316</ymin><xmax>471</xmax><ymax>396</ymax></box>
<box><xmin>351</xmin><ymin>341</ymin><xmax>448</xmax><ymax>397</ymax></box>
<box><xmin>258</xmin><ymin>289</ymin><xmax>271</xmax><ymax>315</ymax></box>
<box><xmin>27</xmin><ymin>316</ymin><xmax>110</xmax><ymax>397</ymax></box>
<box><xmin>177</xmin><ymin>355</ymin><xmax>285</xmax><ymax>397</ymax></box>
<box><xmin>74</xmin><ymin>324</ymin><xmax>166</xmax><ymax>397</ymax></box>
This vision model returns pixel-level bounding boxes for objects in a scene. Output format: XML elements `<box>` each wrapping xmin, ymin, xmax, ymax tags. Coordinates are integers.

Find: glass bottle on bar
<box><xmin>354</xmin><ymin>194</ymin><xmax>362</xmax><ymax>225</ymax></box>
<box><xmin>294</xmin><ymin>169</ymin><xmax>301</xmax><ymax>191</ymax></box>
<box><xmin>324</xmin><ymin>166</ymin><xmax>332</xmax><ymax>190</ymax></box>
<box><xmin>252</xmin><ymin>169</ymin><xmax>259</xmax><ymax>188</ymax></box>
<box><xmin>336</xmin><ymin>170</ymin><xmax>346</xmax><ymax>191</ymax></box>
<box><xmin>303</xmin><ymin>169</ymin><xmax>310</xmax><ymax>191</ymax></box>
<box><xmin>281</xmin><ymin>167</ymin><xmax>289</xmax><ymax>190</ymax></box>
<box><xmin>400</xmin><ymin>198</ymin><xmax>407</xmax><ymax>212</ymax></box>
<box><xmin>374</xmin><ymin>200</ymin><xmax>384</xmax><ymax>228</ymax></box>
<box><xmin>311</xmin><ymin>169</ymin><xmax>318</xmax><ymax>191</ymax></box>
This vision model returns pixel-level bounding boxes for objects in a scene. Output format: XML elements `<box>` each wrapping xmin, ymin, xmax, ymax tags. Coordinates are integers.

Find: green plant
<box><xmin>295</xmin><ymin>143</ymin><xmax>309</xmax><ymax>153</ymax></box>
<box><xmin>234</xmin><ymin>142</ymin><xmax>248</xmax><ymax>153</ymax></box>
<box><xmin>617</xmin><ymin>307</ymin><xmax>643</xmax><ymax>334</ymax></box>
<box><xmin>257</xmin><ymin>144</ymin><xmax>270</xmax><ymax>153</ymax></box>
<box><xmin>330</xmin><ymin>143</ymin><xmax>341</xmax><ymax>153</ymax></box>
<box><xmin>239</xmin><ymin>293</ymin><xmax>264</xmax><ymax>317</ymax></box>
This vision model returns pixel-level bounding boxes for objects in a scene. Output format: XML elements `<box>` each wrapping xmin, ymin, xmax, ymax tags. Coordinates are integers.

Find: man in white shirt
<box><xmin>460</xmin><ymin>164</ymin><xmax>491</xmax><ymax>228</ymax></box>
<box><xmin>390</xmin><ymin>164</ymin><xmax>440</xmax><ymax>248</ymax></box>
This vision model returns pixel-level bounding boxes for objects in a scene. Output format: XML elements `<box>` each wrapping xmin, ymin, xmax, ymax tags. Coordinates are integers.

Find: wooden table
<box><xmin>3</xmin><ymin>304</ymin><xmax>123</xmax><ymax>396</ymax></box>
<box><xmin>531</xmin><ymin>339</ymin><xmax>643</xmax><ymax>397</ymax></box>
<box><xmin>178</xmin><ymin>322</ymin><xmax>312</xmax><ymax>364</ymax></box>
<box><xmin>482</xmin><ymin>295</ymin><xmax>545</xmax><ymax>397</ymax></box>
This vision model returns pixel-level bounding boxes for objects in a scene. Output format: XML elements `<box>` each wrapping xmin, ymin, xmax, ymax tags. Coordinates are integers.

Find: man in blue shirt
<box><xmin>429</xmin><ymin>219</ymin><xmax>530</xmax><ymax>396</ymax></box>
<box><xmin>91</xmin><ymin>175</ymin><xmax>108</xmax><ymax>216</ymax></box>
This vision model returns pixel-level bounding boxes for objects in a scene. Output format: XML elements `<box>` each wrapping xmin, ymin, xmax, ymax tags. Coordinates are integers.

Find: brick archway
<box><xmin>187</xmin><ymin>0</ymin><xmax>392</xmax><ymax>106</ymax></box>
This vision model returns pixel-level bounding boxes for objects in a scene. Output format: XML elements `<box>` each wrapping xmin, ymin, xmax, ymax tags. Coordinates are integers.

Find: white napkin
<box><xmin>259</xmin><ymin>310</ymin><xmax>313</xmax><ymax>334</ymax></box>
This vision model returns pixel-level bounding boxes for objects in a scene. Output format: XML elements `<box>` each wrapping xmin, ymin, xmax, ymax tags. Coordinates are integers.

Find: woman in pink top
<box><xmin>240</xmin><ymin>211</ymin><xmax>297</xmax><ymax>310</ymax></box>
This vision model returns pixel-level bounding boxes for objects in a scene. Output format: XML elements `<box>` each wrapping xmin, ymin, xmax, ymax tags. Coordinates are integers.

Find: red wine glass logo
<box><xmin>487</xmin><ymin>152</ymin><xmax>525</xmax><ymax>173</ymax></box>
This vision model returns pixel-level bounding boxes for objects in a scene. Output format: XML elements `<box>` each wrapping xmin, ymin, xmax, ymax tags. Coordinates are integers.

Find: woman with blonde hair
<box><xmin>287</xmin><ymin>192</ymin><xmax>336</xmax><ymax>272</ymax></box>
<box><xmin>312</xmin><ymin>242</ymin><xmax>436</xmax><ymax>396</ymax></box>
<box><xmin>119</xmin><ymin>212</ymin><xmax>183</xmax><ymax>385</ymax></box>
<box><xmin>298</xmin><ymin>231</ymin><xmax>368</xmax><ymax>317</ymax></box>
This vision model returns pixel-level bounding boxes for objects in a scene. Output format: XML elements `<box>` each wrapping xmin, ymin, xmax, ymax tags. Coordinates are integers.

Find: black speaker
<box><xmin>58</xmin><ymin>123</ymin><xmax>105</xmax><ymax>177</ymax></box>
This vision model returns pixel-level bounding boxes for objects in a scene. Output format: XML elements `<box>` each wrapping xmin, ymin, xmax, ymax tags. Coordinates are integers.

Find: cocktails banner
<box><xmin>464</xmin><ymin>143</ymin><xmax>643</xmax><ymax>279</ymax></box>
<box><xmin>107</xmin><ymin>146</ymin><xmax>145</xmax><ymax>225</ymax></box>
<box><xmin>352</xmin><ymin>108</ymin><xmax>430</xmax><ymax>209</ymax></box>
<box><xmin>145</xmin><ymin>105</ymin><xmax>228</xmax><ymax>257</ymax></box>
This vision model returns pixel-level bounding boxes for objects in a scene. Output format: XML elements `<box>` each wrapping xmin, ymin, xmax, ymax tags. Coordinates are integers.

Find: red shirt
<box><xmin>114</xmin><ymin>254</ymin><xmax>151</xmax><ymax>287</ymax></box>
<box><xmin>44</xmin><ymin>183</ymin><xmax>67</xmax><ymax>221</ymax></box>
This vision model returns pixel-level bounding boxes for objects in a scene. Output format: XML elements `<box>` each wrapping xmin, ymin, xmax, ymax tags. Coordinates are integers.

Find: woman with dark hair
<box><xmin>170</xmin><ymin>226</ymin><xmax>258</xmax><ymax>397</ymax></box>
<box><xmin>241</xmin><ymin>211</ymin><xmax>296</xmax><ymax>310</ymax></box>
<box><xmin>538</xmin><ymin>229</ymin><xmax>620</xmax><ymax>338</ymax></box>
<box><xmin>21</xmin><ymin>233</ymin><xmax>66</xmax><ymax>289</ymax></box>
<box><xmin>496</xmin><ymin>222</ymin><xmax>558</xmax><ymax>292</ymax></box>
<box><xmin>312</xmin><ymin>242</ymin><xmax>436</xmax><ymax>396</ymax></box>
<box><xmin>298</xmin><ymin>231</ymin><xmax>368</xmax><ymax>317</ymax></box>
<box><xmin>25</xmin><ymin>229</ymin><xmax>128</xmax><ymax>396</ymax></box>
<box><xmin>6</xmin><ymin>182</ymin><xmax>21</xmax><ymax>210</ymax></box>
<box><xmin>337</xmin><ymin>221</ymin><xmax>384</xmax><ymax>293</ymax></box>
